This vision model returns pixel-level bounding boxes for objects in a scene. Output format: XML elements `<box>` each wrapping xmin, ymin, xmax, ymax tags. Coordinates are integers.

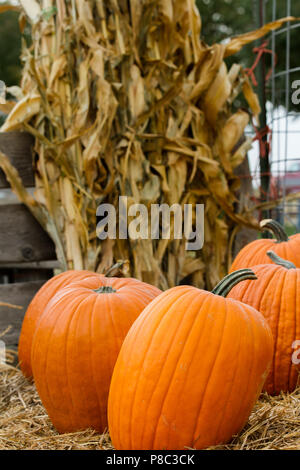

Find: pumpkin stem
<box><xmin>94</xmin><ymin>286</ymin><xmax>117</xmax><ymax>294</ymax></box>
<box><xmin>212</xmin><ymin>269</ymin><xmax>257</xmax><ymax>298</ymax></box>
<box><xmin>266</xmin><ymin>250</ymin><xmax>296</xmax><ymax>269</ymax></box>
<box><xmin>260</xmin><ymin>219</ymin><xmax>289</xmax><ymax>242</ymax></box>
<box><xmin>104</xmin><ymin>260</ymin><xmax>128</xmax><ymax>277</ymax></box>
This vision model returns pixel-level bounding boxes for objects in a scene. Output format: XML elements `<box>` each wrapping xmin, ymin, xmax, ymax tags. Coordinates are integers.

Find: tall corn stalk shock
<box><xmin>0</xmin><ymin>1</ymin><xmax>296</xmax><ymax>289</ymax></box>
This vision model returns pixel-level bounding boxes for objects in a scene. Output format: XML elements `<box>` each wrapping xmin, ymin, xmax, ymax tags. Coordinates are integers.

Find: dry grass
<box><xmin>0</xmin><ymin>359</ymin><xmax>113</xmax><ymax>450</ymax></box>
<box><xmin>210</xmin><ymin>390</ymin><xmax>300</xmax><ymax>450</ymax></box>
<box><xmin>1</xmin><ymin>356</ymin><xmax>299</xmax><ymax>450</ymax></box>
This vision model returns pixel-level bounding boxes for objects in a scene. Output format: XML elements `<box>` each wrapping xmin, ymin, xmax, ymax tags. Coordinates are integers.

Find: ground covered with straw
<box><xmin>0</xmin><ymin>358</ymin><xmax>299</xmax><ymax>450</ymax></box>
<box><xmin>0</xmin><ymin>360</ymin><xmax>112</xmax><ymax>450</ymax></box>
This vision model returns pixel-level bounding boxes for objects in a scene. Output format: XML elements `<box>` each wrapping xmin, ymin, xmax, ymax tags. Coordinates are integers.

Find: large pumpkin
<box><xmin>230</xmin><ymin>219</ymin><xmax>300</xmax><ymax>272</ymax></box>
<box><xmin>31</xmin><ymin>275</ymin><xmax>161</xmax><ymax>433</ymax></box>
<box><xmin>228</xmin><ymin>251</ymin><xmax>300</xmax><ymax>395</ymax></box>
<box><xmin>18</xmin><ymin>270</ymin><xmax>101</xmax><ymax>379</ymax></box>
<box><xmin>108</xmin><ymin>270</ymin><xmax>273</xmax><ymax>450</ymax></box>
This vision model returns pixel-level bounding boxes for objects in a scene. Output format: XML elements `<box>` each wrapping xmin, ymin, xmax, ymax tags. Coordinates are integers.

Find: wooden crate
<box><xmin>0</xmin><ymin>131</ymin><xmax>35</xmax><ymax>188</ymax></box>
<box><xmin>0</xmin><ymin>203</ymin><xmax>56</xmax><ymax>263</ymax></box>
<box><xmin>0</xmin><ymin>131</ymin><xmax>58</xmax><ymax>352</ymax></box>
<box><xmin>0</xmin><ymin>281</ymin><xmax>45</xmax><ymax>351</ymax></box>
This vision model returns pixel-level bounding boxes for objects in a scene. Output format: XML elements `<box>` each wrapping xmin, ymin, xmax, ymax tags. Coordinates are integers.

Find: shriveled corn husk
<box><xmin>0</xmin><ymin>1</ymin><xmax>296</xmax><ymax>289</ymax></box>
<box><xmin>0</xmin><ymin>358</ymin><xmax>299</xmax><ymax>450</ymax></box>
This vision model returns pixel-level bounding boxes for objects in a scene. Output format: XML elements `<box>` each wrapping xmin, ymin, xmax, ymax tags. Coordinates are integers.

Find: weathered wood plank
<box><xmin>0</xmin><ymin>280</ymin><xmax>45</xmax><ymax>350</ymax></box>
<box><xmin>0</xmin><ymin>131</ymin><xmax>35</xmax><ymax>188</ymax></box>
<box><xmin>0</xmin><ymin>268</ymin><xmax>53</xmax><ymax>285</ymax></box>
<box><xmin>0</xmin><ymin>260</ymin><xmax>60</xmax><ymax>269</ymax></box>
<box><xmin>0</xmin><ymin>187</ymin><xmax>35</xmax><ymax>206</ymax></box>
<box><xmin>8</xmin><ymin>269</ymin><xmax>53</xmax><ymax>283</ymax></box>
<box><xmin>0</xmin><ymin>204</ymin><xmax>56</xmax><ymax>263</ymax></box>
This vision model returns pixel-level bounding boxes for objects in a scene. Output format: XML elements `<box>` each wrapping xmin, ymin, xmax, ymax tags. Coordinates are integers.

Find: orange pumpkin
<box><xmin>108</xmin><ymin>270</ymin><xmax>273</xmax><ymax>450</ymax></box>
<box><xmin>230</xmin><ymin>219</ymin><xmax>300</xmax><ymax>272</ymax></box>
<box><xmin>31</xmin><ymin>275</ymin><xmax>161</xmax><ymax>433</ymax></box>
<box><xmin>18</xmin><ymin>270</ymin><xmax>101</xmax><ymax>379</ymax></box>
<box><xmin>228</xmin><ymin>251</ymin><xmax>300</xmax><ymax>395</ymax></box>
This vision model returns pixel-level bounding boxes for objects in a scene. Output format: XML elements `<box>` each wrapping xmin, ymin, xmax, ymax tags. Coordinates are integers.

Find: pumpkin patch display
<box><xmin>228</xmin><ymin>251</ymin><xmax>300</xmax><ymax>395</ymax></box>
<box><xmin>108</xmin><ymin>270</ymin><xmax>273</xmax><ymax>450</ymax></box>
<box><xmin>18</xmin><ymin>270</ymin><xmax>102</xmax><ymax>379</ymax></box>
<box><xmin>31</xmin><ymin>276</ymin><xmax>161</xmax><ymax>433</ymax></box>
<box><xmin>230</xmin><ymin>219</ymin><xmax>300</xmax><ymax>272</ymax></box>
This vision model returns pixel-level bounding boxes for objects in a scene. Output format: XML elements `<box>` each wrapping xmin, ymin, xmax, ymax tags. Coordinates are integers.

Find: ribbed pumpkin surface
<box><xmin>108</xmin><ymin>285</ymin><xmax>273</xmax><ymax>450</ymax></box>
<box><xmin>19</xmin><ymin>270</ymin><xmax>100</xmax><ymax>379</ymax></box>
<box><xmin>31</xmin><ymin>276</ymin><xmax>161</xmax><ymax>433</ymax></box>
<box><xmin>228</xmin><ymin>263</ymin><xmax>300</xmax><ymax>395</ymax></box>
<box><xmin>230</xmin><ymin>234</ymin><xmax>300</xmax><ymax>273</ymax></box>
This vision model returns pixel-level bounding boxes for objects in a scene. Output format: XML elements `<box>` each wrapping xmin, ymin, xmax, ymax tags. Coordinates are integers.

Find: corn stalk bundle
<box><xmin>0</xmin><ymin>1</ymin><xmax>295</xmax><ymax>289</ymax></box>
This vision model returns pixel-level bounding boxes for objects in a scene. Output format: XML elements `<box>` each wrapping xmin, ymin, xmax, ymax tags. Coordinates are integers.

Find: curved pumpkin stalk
<box><xmin>104</xmin><ymin>260</ymin><xmax>130</xmax><ymax>278</ymax></box>
<box><xmin>260</xmin><ymin>219</ymin><xmax>289</xmax><ymax>242</ymax></box>
<box><xmin>267</xmin><ymin>251</ymin><xmax>296</xmax><ymax>269</ymax></box>
<box><xmin>212</xmin><ymin>268</ymin><xmax>257</xmax><ymax>297</ymax></box>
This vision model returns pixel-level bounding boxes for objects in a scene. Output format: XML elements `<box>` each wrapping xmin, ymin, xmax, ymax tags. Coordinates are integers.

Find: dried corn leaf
<box><xmin>20</xmin><ymin>0</ymin><xmax>41</xmax><ymax>23</ymax></box>
<box><xmin>0</xmin><ymin>1</ymin><xmax>293</xmax><ymax>289</ymax></box>
<box><xmin>225</xmin><ymin>17</ymin><xmax>299</xmax><ymax>58</ymax></box>
<box><xmin>0</xmin><ymin>102</ymin><xmax>16</xmax><ymax>115</ymax></box>
<box><xmin>1</xmin><ymin>95</ymin><xmax>40</xmax><ymax>132</ymax></box>
<box><xmin>242</xmin><ymin>75</ymin><xmax>261</xmax><ymax>125</ymax></box>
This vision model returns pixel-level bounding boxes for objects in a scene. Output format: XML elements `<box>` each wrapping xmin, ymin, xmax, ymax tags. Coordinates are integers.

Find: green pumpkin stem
<box><xmin>266</xmin><ymin>251</ymin><xmax>296</xmax><ymax>269</ymax></box>
<box><xmin>94</xmin><ymin>286</ymin><xmax>117</xmax><ymax>294</ymax></box>
<box><xmin>212</xmin><ymin>269</ymin><xmax>257</xmax><ymax>298</ymax></box>
<box><xmin>260</xmin><ymin>219</ymin><xmax>289</xmax><ymax>242</ymax></box>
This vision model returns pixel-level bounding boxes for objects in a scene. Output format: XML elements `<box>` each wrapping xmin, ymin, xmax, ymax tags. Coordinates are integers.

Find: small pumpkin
<box><xmin>108</xmin><ymin>270</ymin><xmax>273</xmax><ymax>450</ymax></box>
<box><xmin>230</xmin><ymin>219</ymin><xmax>300</xmax><ymax>272</ymax></box>
<box><xmin>31</xmin><ymin>275</ymin><xmax>161</xmax><ymax>433</ymax></box>
<box><xmin>18</xmin><ymin>270</ymin><xmax>101</xmax><ymax>379</ymax></box>
<box><xmin>228</xmin><ymin>251</ymin><xmax>300</xmax><ymax>395</ymax></box>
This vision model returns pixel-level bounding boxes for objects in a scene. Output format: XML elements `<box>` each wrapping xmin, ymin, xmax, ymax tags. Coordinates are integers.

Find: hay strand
<box><xmin>0</xmin><ymin>359</ymin><xmax>299</xmax><ymax>450</ymax></box>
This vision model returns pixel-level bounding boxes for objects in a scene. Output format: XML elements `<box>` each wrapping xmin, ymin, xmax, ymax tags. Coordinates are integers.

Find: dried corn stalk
<box><xmin>0</xmin><ymin>1</ymin><xmax>296</xmax><ymax>289</ymax></box>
